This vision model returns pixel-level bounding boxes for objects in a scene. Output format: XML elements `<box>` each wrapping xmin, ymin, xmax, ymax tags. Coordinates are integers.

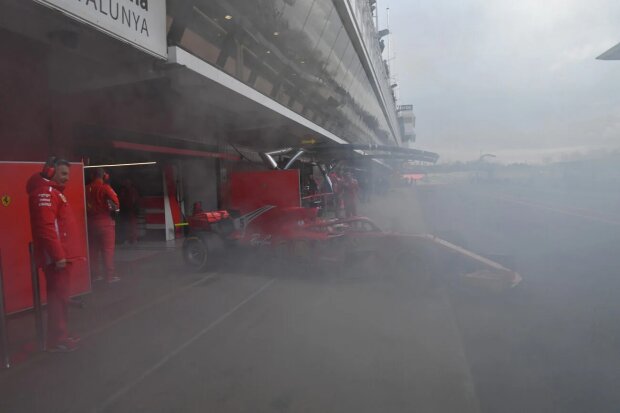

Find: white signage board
<box><xmin>33</xmin><ymin>0</ymin><xmax>167</xmax><ymax>59</ymax></box>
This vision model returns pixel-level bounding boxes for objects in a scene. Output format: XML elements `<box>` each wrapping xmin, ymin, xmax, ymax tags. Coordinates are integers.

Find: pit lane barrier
<box><xmin>0</xmin><ymin>250</ymin><xmax>10</xmax><ymax>368</ymax></box>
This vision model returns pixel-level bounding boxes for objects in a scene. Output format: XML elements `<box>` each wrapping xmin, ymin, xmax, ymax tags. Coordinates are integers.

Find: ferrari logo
<box><xmin>1</xmin><ymin>195</ymin><xmax>11</xmax><ymax>207</ymax></box>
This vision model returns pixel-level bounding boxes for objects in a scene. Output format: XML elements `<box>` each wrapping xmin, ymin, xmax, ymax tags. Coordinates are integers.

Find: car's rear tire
<box><xmin>183</xmin><ymin>237</ymin><xmax>209</xmax><ymax>272</ymax></box>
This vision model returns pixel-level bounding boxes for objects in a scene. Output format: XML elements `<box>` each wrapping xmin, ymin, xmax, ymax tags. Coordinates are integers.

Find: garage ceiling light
<box><xmin>84</xmin><ymin>162</ymin><xmax>157</xmax><ymax>169</ymax></box>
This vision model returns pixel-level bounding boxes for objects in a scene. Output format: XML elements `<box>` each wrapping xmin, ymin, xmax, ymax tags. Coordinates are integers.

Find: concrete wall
<box><xmin>0</xmin><ymin>31</ymin><xmax>51</xmax><ymax>161</ymax></box>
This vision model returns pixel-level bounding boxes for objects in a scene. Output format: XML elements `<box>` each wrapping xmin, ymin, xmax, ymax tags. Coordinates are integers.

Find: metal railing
<box><xmin>0</xmin><ymin>250</ymin><xmax>10</xmax><ymax>368</ymax></box>
<box><xmin>29</xmin><ymin>243</ymin><xmax>45</xmax><ymax>352</ymax></box>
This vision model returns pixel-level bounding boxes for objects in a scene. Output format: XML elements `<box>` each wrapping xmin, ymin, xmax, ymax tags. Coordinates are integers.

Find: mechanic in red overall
<box><xmin>341</xmin><ymin>171</ymin><xmax>360</xmax><ymax>218</ymax></box>
<box><xmin>27</xmin><ymin>157</ymin><xmax>82</xmax><ymax>352</ymax></box>
<box><xmin>328</xmin><ymin>170</ymin><xmax>342</xmax><ymax>217</ymax></box>
<box><xmin>86</xmin><ymin>168</ymin><xmax>120</xmax><ymax>283</ymax></box>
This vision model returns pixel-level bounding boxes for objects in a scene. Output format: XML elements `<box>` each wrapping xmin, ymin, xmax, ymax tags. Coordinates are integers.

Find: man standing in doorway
<box><xmin>328</xmin><ymin>169</ymin><xmax>343</xmax><ymax>217</ymax></box>
<box><xmin>86</xmin><ymin>168</ymin><xmax>120</xmax><ymax>283</ymax></box>
<box><xmin>341</xmin><ymin>171</ymin><xmax>360</xmax><ymax>218</ymax></box>
<box><xmin>27</xmin><ymin>157</ymin><xmax>81</xmax><ymax>352</ymax></box>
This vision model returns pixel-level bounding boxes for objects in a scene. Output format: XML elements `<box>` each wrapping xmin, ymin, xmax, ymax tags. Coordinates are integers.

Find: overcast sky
<box><xmin>379</xmin><ymin>0</ymin><xmax>620</xmax><ymax>163</ymax></box>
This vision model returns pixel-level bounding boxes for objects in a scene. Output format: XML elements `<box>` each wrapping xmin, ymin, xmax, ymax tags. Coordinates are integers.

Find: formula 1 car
<box><xmin>182</xmin><ymin>203</ymin><xmax>521</xmax><ymax>291</ymax></box>
<box><xmin>182</xmin><ymin>145</ymin><xmax>521</xmax><ymax>292</ymax></box>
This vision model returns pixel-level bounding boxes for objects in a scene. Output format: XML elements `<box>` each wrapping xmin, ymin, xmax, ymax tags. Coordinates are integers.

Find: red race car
<box><xmin>182</xmin><ymin>146</ymin><xmax>521</xmax><ymax>292</ymax></box>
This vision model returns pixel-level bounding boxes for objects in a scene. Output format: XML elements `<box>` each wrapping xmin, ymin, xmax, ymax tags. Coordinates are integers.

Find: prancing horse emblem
<box><xmin>1</xmin><ymin>195</ymin><xmax>11</xmax><ymax>207</ymax></box>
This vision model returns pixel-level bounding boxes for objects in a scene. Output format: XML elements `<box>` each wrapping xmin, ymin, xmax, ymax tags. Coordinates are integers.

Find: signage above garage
<box><xmin>33</xmin><ymin>0</ymin><xmax>167</xmax><ymax>59</ymax></box>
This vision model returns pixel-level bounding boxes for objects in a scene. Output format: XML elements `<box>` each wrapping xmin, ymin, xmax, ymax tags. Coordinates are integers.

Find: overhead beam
<box><xmin>111</xmin><ymin>140</ymin><xmax>240</xmax><ymax>161</ymax></box>
<box><xmin>168</xmin><ymin>46</ymin><xmax>348</xmax><ymax>145</ymax></box>
<box><xmin>597</xmin><ymin>42</ymin><xmax>620</xmax><ymax>60</ymax></box>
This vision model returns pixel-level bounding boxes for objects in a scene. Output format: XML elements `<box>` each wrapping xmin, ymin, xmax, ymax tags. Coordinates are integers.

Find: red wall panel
<box><xmin>0</xmin><ymin>162</ymin><xmax>91</xmax><ymax>314</ymax></box>
<box><xmin>229</xmin><ymin>170</ymin><xmax>300</xmax><ymax>214</ymax></box>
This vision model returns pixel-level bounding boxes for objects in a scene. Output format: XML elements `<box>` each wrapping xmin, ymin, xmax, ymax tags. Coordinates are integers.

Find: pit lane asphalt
<box><xmin>0</xmin><ymin>189</ymin><xmax>481</xmax><ymax>413</ymax></box>
<box><xmin>6</xmin><ymin>181</ymin><xmax>617</xmax><ymax>413</ymax></box>
<box><xmin>418</xmin><ymin>182</ymin><xmax>620</xmax><ymax>413</ymax></box>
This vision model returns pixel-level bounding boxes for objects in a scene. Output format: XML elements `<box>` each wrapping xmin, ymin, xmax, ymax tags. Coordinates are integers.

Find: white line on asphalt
<box><xmin>95</xmin><ymin>278</ymin><xmax>277</xmax><ymax>413</ymax></box>
<box><xmin>0</xmin><ymin>274</ymin><xmax>219</xmax><ymax>380</ymax></box>
<box><xmin>491</xmin><ymin>194</ymin><xmax>620</xmax><ymax>226</ymax></box>
<box><xmin>441</xmin><ymin>290</ymin><xmax>483</xmax><ymax>413</ymax></box>
<box><xmin>82</xmin><ymin>274</ymin><xmax>218</xmax><ymax>340</ymax></box>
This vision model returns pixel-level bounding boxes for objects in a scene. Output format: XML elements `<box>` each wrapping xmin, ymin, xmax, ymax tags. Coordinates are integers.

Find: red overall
<box><xmin>328</xmin><ymin>172</ymin><xmax>343</xmax><ymax>215</ymax></box>
<box><xmin>342</xmin><ymin>177</ymin><xmax>359</xmax><ymax>218</ymax></box>
<box><xmin>27</xmin><ymin>174</ymin><xmax>81</xmax><ymax>346</ymax></box>
<box><xmin>86</xmin><ymin>179</ymin><xmax>119</xmax><ymax>280</ymax></box>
